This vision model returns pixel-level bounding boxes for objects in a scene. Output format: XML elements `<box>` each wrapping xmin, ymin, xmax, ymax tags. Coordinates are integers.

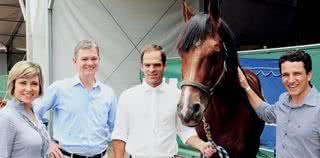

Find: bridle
<box><xmin>180</xmin><ymin>42</ymin><xmax>228</xmax><ymax>96</ymax></box>
<box><xmin>180</xmin><ymin>60</ymin><xmax>227</xmax><ymax>96</ymax></box>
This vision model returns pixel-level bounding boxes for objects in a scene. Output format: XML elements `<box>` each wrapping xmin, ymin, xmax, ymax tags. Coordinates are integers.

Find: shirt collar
<box><xmin>7</xmin><ymin>98</ymin><xmax>42</xmax><ymax>127</ymax></box>
<box><xmin>71</xmin><ymin>75</ymin><xmax>100</xmax><ymax>89</ymax></box>
<box><xmin>141</xmin><ymin>80</ymin><xmax>166</xmax><ymax>92</ymax></box>
<box><xmin>284</xmin><ymin>86</ymin><xmax>319</xmax><ymax>108</ymax></box>
<box><xmin>7</xmin><ymin>98</ymin><xmax>25</xmax><ymax>112</ymax></box>
<box><xmin>7</xmin><ymin>98</ymin><xmax>35</xmax><ymax>119</ymax></box>
<box><xmin>301</xmin><ymin>87</ymin><xmax>319</xmax><ymax>107</ymax></box>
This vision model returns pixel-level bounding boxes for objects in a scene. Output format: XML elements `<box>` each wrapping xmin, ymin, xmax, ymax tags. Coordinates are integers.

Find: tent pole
<box><xmin>18</xmin><ymin>0</ymin><xmax>26</xmax><ymax>20</ymax></box>
<box><xmin>48</xmin><ymin>0</ymin><xmax>54</xmax><ymax>9</ymax></box>
<box><xmin>47</xmin><ymin>0</ymin><xmax>55</xmax><ymax>138</ymax></box>
<box><xmin>25</xmin><ymin>0</ymin><xmax>32</xmax><ymax>60</ymax></box>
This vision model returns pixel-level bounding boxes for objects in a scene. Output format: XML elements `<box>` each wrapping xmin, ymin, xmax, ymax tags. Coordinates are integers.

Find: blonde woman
<box><xmin>0</xmin><ymin>61</ymin><xmax>62</xmax><ymax>158</ymax></box>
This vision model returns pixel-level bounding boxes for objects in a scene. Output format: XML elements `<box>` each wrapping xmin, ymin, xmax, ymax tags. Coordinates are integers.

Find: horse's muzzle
<box><xmin>177</xmin><ymin>102</ymin><xmax>203</xmax><ymax>127</ymax></box>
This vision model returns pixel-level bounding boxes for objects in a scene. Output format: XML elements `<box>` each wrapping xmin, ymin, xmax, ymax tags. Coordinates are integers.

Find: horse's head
<box><xmin>176</xmin><ymin>0</ymin><xmax>233</xmax><ymax>127</ymax></box>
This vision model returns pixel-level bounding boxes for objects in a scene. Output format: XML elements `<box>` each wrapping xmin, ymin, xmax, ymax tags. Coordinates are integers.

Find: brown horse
<box><xmin>176</xmin><ymin>0</ymin><xmax>265</xmax><ymax>158</ymax></box>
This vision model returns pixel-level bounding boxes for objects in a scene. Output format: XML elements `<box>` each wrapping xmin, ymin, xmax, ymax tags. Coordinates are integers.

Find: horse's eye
<box><xmin>195</xmin><ymin>40</ymin><xmax>201</xmax><ymax>48</ymax></box>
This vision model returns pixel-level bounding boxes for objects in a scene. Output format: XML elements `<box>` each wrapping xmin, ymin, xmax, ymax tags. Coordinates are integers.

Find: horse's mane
<box><xmin>175</xmin><ymin>12</ymin><xmax>261</xmax><ymax>109</ymax></box>
<box><xmin>176</xmin><ymin>13</ymin><xmax>215</xmax><ymax>52</ymax></box>
<box><xmin>176</xmin><ymin>13</ymin><xmax>241</xmax><ymax>90</ymax></box>
<box><xmin>218</xmin><ymin>20</ymin><xmax>239</xmax><ymax>81</ymax></box>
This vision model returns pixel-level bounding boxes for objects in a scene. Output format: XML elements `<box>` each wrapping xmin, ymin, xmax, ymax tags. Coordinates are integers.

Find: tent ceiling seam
<box><xmin>0</xmin><ymin>4</ymin><xmax>20</xmax><ymax>8</ymax></box>
<box><xmin>98</xmin><ymin>0</ymin><xmax>140</xmax><ymax>54</ymax></box>
<box><xmin>101</xmin><ymin>0</ymin><xmax>178</xmax><ymax>83</ymax></box>
<box><xmin>7</xmin><ymin>15</ymin><xmax>24</xmax><ymax>46</ymax></box>
<box><xmin>0</xmin><ymin>33</ymin><xmax>24</xmax><ymax>37</ymax></box>
<box><xmin>0</xmin><ymin>18</ymin><xmax>23</xmax><ymax>22</ymax></box>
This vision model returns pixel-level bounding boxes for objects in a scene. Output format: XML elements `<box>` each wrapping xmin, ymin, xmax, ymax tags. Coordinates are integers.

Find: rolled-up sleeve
<box><xmin>111</xmin><ymin>94</ymin><xmax>129</xmax><ymax>142</ymax></box>
<box><xmin>0</xmin><ymin>114</ymin><xmax>16</xmax><ymax>158</ymax></box>
<box><xmin>255</xmin><ymin>101</ymin><xmax>277</xmax><ymax>123</ymax></box>
<box><xmin>176</xmin><ymin>116</ymin><xmax>197</xmax><ymax>143</ymax></box>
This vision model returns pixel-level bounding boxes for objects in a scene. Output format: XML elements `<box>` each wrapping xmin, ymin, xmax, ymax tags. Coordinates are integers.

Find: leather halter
<box><xmin>180</xmin><ymin>60</ymin><xmax>227</xmax><ymax>96</ymax></box>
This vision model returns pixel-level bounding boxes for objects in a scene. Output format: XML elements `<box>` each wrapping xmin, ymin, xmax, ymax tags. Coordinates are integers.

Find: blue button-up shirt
<box><xmin>34</xmin><ymin>76</ymin><xmax>117</xmax><ymax>156</ymax></box>
<box><xmin>256</xmin><ymin>87</ymin><xmax>320</xmax><ymax>158</ymax></box>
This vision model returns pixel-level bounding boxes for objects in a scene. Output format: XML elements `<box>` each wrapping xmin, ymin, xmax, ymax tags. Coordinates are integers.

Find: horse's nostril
<box><xmin>192</xmin><ymin>103</ymin><xmax>201</xmax><ymax>113</ymax></box>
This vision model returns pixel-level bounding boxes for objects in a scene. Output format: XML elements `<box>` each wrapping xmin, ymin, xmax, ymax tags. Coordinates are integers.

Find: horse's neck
<box><xmin>208</xmin><ymin>79</ymin><xmax>244</xmax><ymax>116</ymax></box>
<box><xmin>216</xmin><ymin>73</ymin><xmax>242</xmax><ymax>97</ymax></box>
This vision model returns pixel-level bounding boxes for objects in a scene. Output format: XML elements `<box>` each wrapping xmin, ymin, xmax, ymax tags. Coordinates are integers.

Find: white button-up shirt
<box><xmin>112</xmin><ymin>81</ymin><xmax>196</xmax><ymax>158</ymax></box>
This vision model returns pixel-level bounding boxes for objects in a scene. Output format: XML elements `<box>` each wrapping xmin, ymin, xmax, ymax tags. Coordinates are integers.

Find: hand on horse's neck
<box><xmin>80</xmin><ymin>76</ymin><xmax>96</xmax><ymax>91</ymax></box>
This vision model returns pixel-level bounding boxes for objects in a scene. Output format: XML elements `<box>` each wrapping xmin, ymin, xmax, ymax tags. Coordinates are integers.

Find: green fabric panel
<box><xmin>256</xmin><ymin>148</ymin><xmax>275</xmax><ymax>158</ymax></box>
<box><xmin>164</xmin><ymin>58</ymin><xmax>182</xmax><ymax>80</ymax></box>
<box><xmin>176</xmin><ymin>136</ymin><xmax>201</xmax><ymax>157</ymax></box>
<box><xmin>0</xmin><ymin>75</ymin><xmax>7</xmax><ymax>99</ymax></box>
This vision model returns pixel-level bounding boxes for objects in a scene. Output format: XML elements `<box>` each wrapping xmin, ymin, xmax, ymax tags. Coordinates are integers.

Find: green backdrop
<box><xmin>0</xmin><ymin>75</ymin><xmax>8</xmax><ymax>99</ymax></box>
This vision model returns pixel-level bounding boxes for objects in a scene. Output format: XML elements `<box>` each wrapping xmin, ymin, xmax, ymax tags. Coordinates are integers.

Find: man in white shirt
<box><xmin>112</xmin><ymin>44</ymin><xmax>215</xmax><ymax>158</ymax></box>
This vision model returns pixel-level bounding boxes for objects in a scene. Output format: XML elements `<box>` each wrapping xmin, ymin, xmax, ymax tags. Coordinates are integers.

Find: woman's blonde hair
<box><xmin>7</xmin><ymin>61</ymin><xmax>44</xmax><ymax>97</ymax></box>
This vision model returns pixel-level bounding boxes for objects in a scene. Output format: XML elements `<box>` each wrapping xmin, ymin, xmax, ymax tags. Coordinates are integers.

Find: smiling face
<box><xmin>13</xmin><ymin>75</ymin><xmax>40</xmax><ymax>107</ymax></box>
<box><xmin>141</xmin><ymin>50</ymin><xmax>166</xmax><ymax>88</ymax></box>
<box><xmin>73</xmin><ymin>47</ymin><xmax>100</xmax><ymax>78</ymax></box>
<box><xmin>281</xmin><ymin>61</ymin><xmax>312</xmax><ymax>102</ymax></box>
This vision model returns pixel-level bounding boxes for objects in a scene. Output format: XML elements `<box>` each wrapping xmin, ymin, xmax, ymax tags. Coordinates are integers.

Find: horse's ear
<box><xmin>208</xmin><ymin>0</ymin><xmax>221</xmax><ymax>32</ymax></box>
<box><xmin>182</xmin><ymin>0</ymin><xmax>194</xmax><ymax>22</ymax></box>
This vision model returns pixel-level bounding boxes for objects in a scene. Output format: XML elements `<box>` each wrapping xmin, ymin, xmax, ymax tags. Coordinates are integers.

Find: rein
<box><xmin>202</xmin><ymin>117</ymin><xmax>229</xmax><ymax>158</ymax></box>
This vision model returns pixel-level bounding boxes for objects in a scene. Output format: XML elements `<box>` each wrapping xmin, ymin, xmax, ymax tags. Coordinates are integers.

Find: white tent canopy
<box><xmin>26</xmin><ymin>0</ymin><xmax>199</xmax><ymax>94</ymax></box>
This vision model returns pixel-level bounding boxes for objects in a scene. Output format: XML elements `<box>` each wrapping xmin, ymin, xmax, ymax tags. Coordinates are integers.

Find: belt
<box><xmin>61</xmin><ymin>149</ymin><xmax>106</xmax><ymax>158</ymax></box>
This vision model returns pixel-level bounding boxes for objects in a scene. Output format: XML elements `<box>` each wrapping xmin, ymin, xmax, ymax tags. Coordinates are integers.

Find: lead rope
<box><xmin>202</xmin><ymin>117</ymin><xmax>229</xmax><ymax>158</ymax></box>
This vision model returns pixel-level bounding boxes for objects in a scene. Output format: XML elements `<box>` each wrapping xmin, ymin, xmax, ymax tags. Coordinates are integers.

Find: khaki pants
<box><xmin>106</xmin><ymin>145</ymin><xmax>114</xmax><ymax>158</ymax></box>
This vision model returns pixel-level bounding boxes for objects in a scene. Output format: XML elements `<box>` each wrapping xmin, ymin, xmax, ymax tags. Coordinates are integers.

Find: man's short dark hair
<box><xmin>279</xmin><ymin>49</ymin><xmax>312</xmax><ymax>74</ymax></box>
<box><xmin>140</xmin><ymin>44</ymin><xmax>167</xmax><ymax>65</ymax></box>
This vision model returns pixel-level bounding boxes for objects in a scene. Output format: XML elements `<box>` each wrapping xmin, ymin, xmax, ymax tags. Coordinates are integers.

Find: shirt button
<box><xmin>284</xmin><ymin>132</ymin><xmax>287</xmax><ymax>136</ymax></box>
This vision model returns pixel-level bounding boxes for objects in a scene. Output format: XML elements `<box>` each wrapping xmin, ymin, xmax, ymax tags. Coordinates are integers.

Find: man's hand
<box><xmin>238</xmin><ymin>67</ymin><xmax>251</xmax><ymax>90</ymax></box>
<box><xmin>200</xmin><ymin>142</ymin><xmax>216</xmax><ymax>157</ymax></box>
<box><xmin>49</xmin><ymin>142</ymin><xmax>63</xmax><ymax>158</ymax></box>
<box><xmin>186</xmin><ymin>136</ymin><xmax>217</xmax><ymax>157</ymax></box>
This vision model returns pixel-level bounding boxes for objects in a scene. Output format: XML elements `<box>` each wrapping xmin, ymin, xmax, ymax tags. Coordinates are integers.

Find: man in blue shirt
<box><xmin>238</xmin><ymin>50</ymin><xmax>320</xmax><ymax>158</ymax></box>
<box><xmin>34</xmin><ymin>40</ymin><xmax>117</xmax><ymax>158</ymax></box>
